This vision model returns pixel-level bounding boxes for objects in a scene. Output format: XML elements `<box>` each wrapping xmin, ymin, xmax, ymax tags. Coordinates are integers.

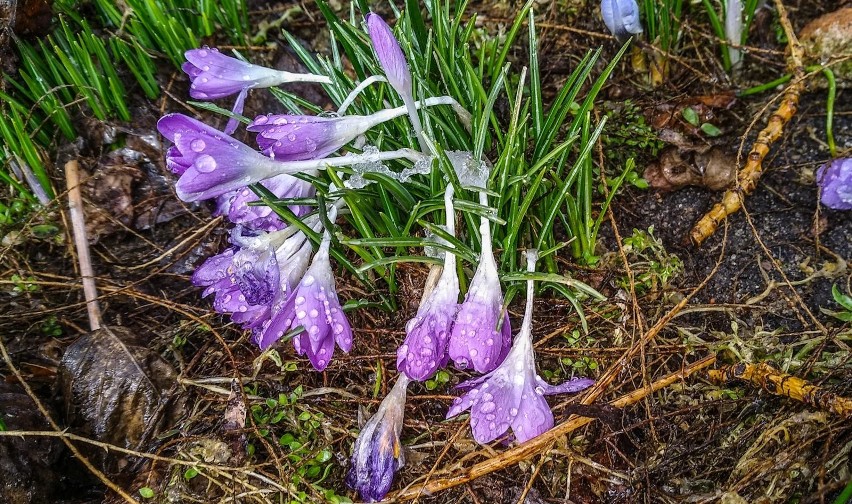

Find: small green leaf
<box><xmin>139</xmin><ymin>487</ymin><xmax>154</xmax><ymax>499</ymax></box>
<box><xmin>184</xmin><ymin>467</ymin><xmax>199</xmax><ymax>480</ymax></box>
<box><xmin>831</xmin><ymin>284</ymin><xmax>852</xmax><ymax>311</ymax></box>
<box><xmin>681</xmin><ymin>107</ymin><xmax>700</xmax><ymax>126</ymax></box>
<box><xmin>700</xmin><ymin>123</ymin><xmax>722</xmax><ymax>136</ymax></box>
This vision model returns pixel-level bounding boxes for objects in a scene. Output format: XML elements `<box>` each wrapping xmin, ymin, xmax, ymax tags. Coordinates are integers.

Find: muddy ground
<box><xmin>0</xmin><ymin>1</ymin><xmax>850</xmax><ymax>503</ymax></box>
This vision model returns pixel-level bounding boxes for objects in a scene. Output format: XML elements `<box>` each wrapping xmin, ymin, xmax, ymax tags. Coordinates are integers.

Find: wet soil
<box><xmin>0</xmin><ymin>1</ymin><xmax>850</xmax><ymax>503</ymax></box>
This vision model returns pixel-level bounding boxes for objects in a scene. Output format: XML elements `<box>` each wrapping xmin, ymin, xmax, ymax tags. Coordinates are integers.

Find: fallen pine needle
<box><xmin>690</xmin><ymin>0</ymin><xmax>805</xmax><ymax>246</ymax></box>
<box><xmin>708</xmin><ymin>362</ymin><xmax>852</xmax><ymax>418</ymax></box>
<box><xmin>394</xmin><ymin>354</ymin><xmax>716</xmax><ymax>499</ymax></box>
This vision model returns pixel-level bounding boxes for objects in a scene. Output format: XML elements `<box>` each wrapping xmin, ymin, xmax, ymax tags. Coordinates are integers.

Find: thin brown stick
<box><xmin>0</xmin><ymin>337</ymin><xmax>137</xmax><ymax>503</ymax></box>
<box><xmin>708</xmin><ymin>362</ymin><xmax>852</xmax><ymax>418</ymax></box>
<box><xmin>393</xmin><ymin>355</ymin><xmax>717</xmax><ymax>499</ymax></box>
<box><xmin>65</xmin><ymin>159</ymin><xmax>101</xmax><ymax>330</ymax></box>
<box><xmin>690</xmin><ymin>0</ymin><xmax>805</xmax><ymax>246</ymax></box>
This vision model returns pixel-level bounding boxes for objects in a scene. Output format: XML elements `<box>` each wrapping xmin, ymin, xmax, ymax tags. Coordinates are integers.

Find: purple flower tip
<box><xmin>346</xmin><ymin>375</ymin><xmax>409</xmax><ymax>502</ymax></box>
<box><xmin>157</xmin><ymin>113</ymin><xmax>280</xmax><ymax>202</ymax></box>
<box><xmin>366</xmin><ymin>13</ymin><xmax>412</xmax><ymax>98</ymax></box>
<box><xmin>183</xmin><ymin>47</ymin><xmax>285</xmax><ymax>100</ymax></box>
<box><xmin>256</xmin><ymin>244</ymin><xmax>352</xmax><ymax>371</ymax></box>
<box><xmin>448</xmin><ymin>253</ymin><xmax>511</xmax><ymax>373</ymax></box>
<box><xmin>248</xmin><ymin>113</ymin><xmax>374</xmax><ymax>161</ymax></box>
<box><xmin>817</xmin><ymin>157</ymin><xmax>852</xmax><ymax>210</ymax></box>
<box><xmin>601</xmin><ymin>0</ymin><xmax>643</xmax><ymax>41</ymax></box>
<box><xmin>398</xmin><ymin>264</ymin><xmax>459</xmax><ymax>381</ymax></box>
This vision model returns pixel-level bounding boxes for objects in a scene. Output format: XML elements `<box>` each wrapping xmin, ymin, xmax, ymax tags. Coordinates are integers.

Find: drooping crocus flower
<box><xmin>366</xmin><ymin>13</ymin><xmax>426</xmax><ymax>152</ymax></box>
<box><xmin>601</xmin><ymin>0</ymin><xmax>643</xmax><ymax>42</ymax></box>
<box><xmin>191</xmin><ymin>218</ymin><xmax>322</xmax><ymax>330</ymax></box>
<box><xmin>224</xmin><ymin>174</ymin><xmax>315</xmax><ymax>231</ymax></box>
<box><xmin>446</xmin><ymin>250</ymin><xmax>595</xmax><ymax>444</ymax></box>
<box><xmin>817</xmin><ymin>157</ymin><xmax>852</xmax><ymax>210</ymax></box>
<box><xmin>255</xmin><ymin>207</ymin><xmax>352</xmax><ymax>370</ymax></box>
<box><xmin>183</xmin><ymin>47</ymin><xmax>332</xmax><ymax>134</ymax></box>
<box><xmin>192</xmin><ymin>241</ymin><xmax>278</xmax><ymax>330</ymax></box>
<box><xmin>397</xmin><ymin>187</ymin><xmax>459</xmax><ymax>381</ymax></box>
<box><xmin>158</xmin><ymin>112</ymin><xmax>427</xmax><ymax>202</ymax></box>
<box><xmin>448</xmin><ymin>192</ymin><xmax>511</xmax><ymax>373</ymax></box>
<box><xmin>249</xmin><ymin>106</ymin><xmax>413</xmax><ymax>161</ymax></box>
<box><xmin>346</xmin><ymin>374</ymin><xmax>410</xmax><ymax>502</ymax></box>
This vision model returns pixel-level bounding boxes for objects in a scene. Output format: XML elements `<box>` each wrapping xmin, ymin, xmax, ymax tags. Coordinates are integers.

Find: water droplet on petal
<box><xmin>198</xmin><ymin>49</ymin><xmax>209</xmax><ymax>57</ymax></box>
<box><xmin>302</xmin><ymin>275</ymin><xmax>315</xmax><ymax>286</ymax></box>
<box><xmin>309</xmin><ymin>309</ymin><xmax>319</xmax><ymax>318</ymax></box>
<box><xmin>295</xmin><ymin>296</ymin><xmax>305</xmax><ymax>305</ymax></box>
<box><xmin>190</xmin><ymin>138</ymin><xmax>206</xmax><ymax>153</ymax></box>
<box><xmin>195</xmin><ymin>154</ymin><xmax>217</xmax><ymax>173</ymax></box>
<box><xmin>470</xmin><ymin>349</ymin><xmax>478</xmax><ymax>357</ymax></box>
<box><xmin>480</xmin><ymin>401</ymin><xmax>495</xmax><ymax>413</ymax></box>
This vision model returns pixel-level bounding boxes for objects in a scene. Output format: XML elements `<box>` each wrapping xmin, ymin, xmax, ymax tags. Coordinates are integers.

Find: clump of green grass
<box><xmin>251</xmin><ymin>0</ymin><xmax>630</xmax><ymax>318</ymax></box>
<box><xmin>0</xmin><ymin>0</ymin><xmax>248</xmax><ymax>206</ymax></box>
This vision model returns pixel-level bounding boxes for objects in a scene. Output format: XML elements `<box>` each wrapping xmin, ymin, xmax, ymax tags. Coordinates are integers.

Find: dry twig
<box><xmin>708</xmin><ymin>362</ymin><xmax>852</xmax><ymax>418</ymax></box>
<box><xmin>65</xmin><ymin>159</ymin><xmax>101</xmax><ymax>330</ymax></box>
<box><xmin>690</xmin><ymin>0</ymin><xmax>806</xmax><ymax>246</ymax></box>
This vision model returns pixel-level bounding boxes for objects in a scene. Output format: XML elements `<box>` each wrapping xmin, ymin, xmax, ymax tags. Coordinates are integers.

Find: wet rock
<box><xmin>645</xmin><ymin>145</ymin><xmax>736</xmax><ymax>192</ymax></box>
<box><xmin>58</xmin><ymin>325</ymin><xmax>185</xmax><ymax>474</ymax></box>
<box><xmin>799</xmin><ymin>7</ymin><xmax>852</xmax><ymax>86</ymax></box>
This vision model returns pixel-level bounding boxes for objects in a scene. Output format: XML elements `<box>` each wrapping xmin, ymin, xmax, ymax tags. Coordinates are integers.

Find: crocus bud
<box><xmin>346</xmin><ymin>374</ymin><xmax>410</xmax><ymax>502</ymax></box>
<box><xmin>366</xmin><ymin>14</ymin><xmax>412</xmax><ymax>101</ymax></box>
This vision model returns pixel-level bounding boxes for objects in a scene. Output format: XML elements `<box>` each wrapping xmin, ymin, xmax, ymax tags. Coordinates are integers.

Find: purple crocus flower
<box><xmin>601</xmin><ymin>0</ymin><xmax>643</xmax><ymax>42</ymax></box>
<box><xmin>158</xmin><ymin>113</ymin><xmax>289</xmax><ymax>202</ymax></box>
<box><xmin>346</xmin><ymin>374</ymin><xmax>410</xmax><ymax>502</ymax></box>
<box><xmin>191</xmin><ymin>220</ymin><xmax>322</xmax><ymax>332</ymax></box>
<box><xmin>158</xmin><ymin>113</ymin><xmax>426</xmax><ymax>202</ymax></box>
<box><xmin>817</xmin><ymin>157</ymin><xmax>852</xmax><ymax>210</ymax></box>
<box><xmin>397</xmin><ymin>188</ymin><xmax>459</xmax><ymax>381</ymax></box>
<box><xmin>366</xmin><ymin>13</ymin><xmax>426</xmax><ymax>151</ymax></box>
<box><xmin>255</xmin><ymin>212</ymin><xmax>353</xmax><ymax>371</ymax></box>
<box><xmin>446</xmin><ymin>250</ymin><xmax>594</xmax><ymax>444</ymax></box>
<box><xmin>448</xmin><ymin>195</ymin><xmax>511</xmax><ymax>373</ymax></box>
<box><xmin>248</xmin><ymin>107</ymin><xmax>409</xmax><ymax>161</ymax></box>
<box><xmin>183</xmin><ymin>47</ymin><xmax>332</xmax><ymax>134</ymax></box>
<box><xmin>192</xmin><ymin>240</ymin><xmax>279</xmax><ymax>330</ymax></box>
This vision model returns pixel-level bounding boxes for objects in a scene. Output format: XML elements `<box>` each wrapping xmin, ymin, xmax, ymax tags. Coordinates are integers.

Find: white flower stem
<box><xmin>725</xmin><ymin>0</ymin><xmax>743</xmax><ymax>70</ymax></box>
<box><xmin>443</xmin><ymin>184</ymin><xmax>457</xmax><ymax>271</ymax></box>
<box><xmin>338</xmin><ymin>75</ymin><xmax>388</xmax><ymax>115</ymax></box>
<box><xmin>403</xmin><ymin>93</ymin><xmax>429</xmax><ymax>153</ymax></box>
<box><xmin>520</xmin><ymin>249</ymin><xmax>539</xmax><ymax>337</ymax></box>
<box><xmin>478</xmin><ymin>191</ymin><xmax>493</xmax><ymax>259</ymax></box>
<box><xmin>260</xmin><ymin>148</ymin><xmax>427</xmax><ymax>180</ymax></box>
<box><xmin>278</xmin><ymin>71</ymin><xmax>333</xmax><ymax>85</ymax></box>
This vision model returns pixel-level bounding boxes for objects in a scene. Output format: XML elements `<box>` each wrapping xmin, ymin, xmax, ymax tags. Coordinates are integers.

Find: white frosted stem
<box><xmin>278</xmin><ymin>71</ymin><xmax>333</xmax><ymax>85</ymax></box>
<box><xmin>338</xmin><ymin>75</ymin><xmax>388</xmax><ymax>115</ymax></box>
<box><xmin>520</xmin><ymin>249</ymin><xmax>539</xmax><ymax>336</ymax></box>
<box><xmin>478</xmin><ymin>191</ymin><xmax>493</xmax><ymax>259</ymax></box>
<box><xmin>725</xmin><ymin>0</ymin><xmax>743</xmax><ymax>70</ymax></box>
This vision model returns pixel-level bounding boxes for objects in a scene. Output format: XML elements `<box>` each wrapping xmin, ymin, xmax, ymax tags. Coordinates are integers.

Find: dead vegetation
<box><xmin>0</xmin><ymin>1</ymin><xmax>850</xmax><ymax>503</ymax></box>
